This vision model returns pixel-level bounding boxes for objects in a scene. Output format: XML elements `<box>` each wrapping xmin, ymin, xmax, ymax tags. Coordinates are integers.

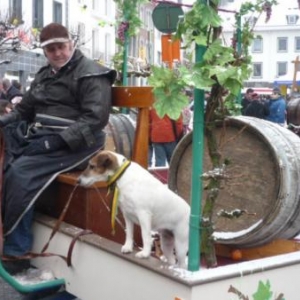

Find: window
<box><xmin>10</xmin><ymin>0</ymin><xmax>22</xmax><ymax>22</ymax></box>
<box><xmin>92</xmin><ymin>0</ymin><xmax>100</xmax><ymax>11</ymax></box>
<box><xmin>145</xmin><ymin>10</ymin><xmax>153</xmax><ymax>30</ymax></box>
<box><xmin>32</xmin><ymin>0</ymin><xmax>43</xmax><ymax>28</ymax></box>
<box><xmin>295</xmin><ymin>37</ymin><xmax>300</xmax><ymax>51</ymax></box>
<box><xmin>286</xmin><ymin>15</ymin><xmax>299</xmax><ymax>25</ymax></box>
<box><xmin>252</xmin><ymin>62</ymin><xmax>262</xmax><ymax>78</ymax></box>
<box><xmin>277</xmin><ymin>62</ymin><xmax>287</xmax><ymax>77</ymax></box>
<box><xmin>104</xmin><ymin>0</ymin><xmax>109</xmax><ymax>15</ymax></box>
<box><xmin>104</xmin><ymin>33</ymin><xmax>111</xmax><ymax>63</ymax></box>
<box><xmin>246</xmin><ymin>16</ymin><xmax>257</xmax><ymax>27</ymax></box>
<box><xmin>252</xmin><ymin>38</ymin><xmax>263</xmax><ymax>53</ymax></box>
<box><xmin>53</xmin><ymin>1</ymin><xmax>62</xmax><ymax>23</ymax></box>
<box><xmin>277</xmin><ymin>37</ymin><xmax>288</xmax><ymax>52</ymax></box>
<box><xmin>157</xmin><ymin>51</ymin><xmax>162</xmax><ymax>65</ymax></box>
<box><xmin>128</xmin><ymin>36</ymin><xmax>137</xmax><ymax>58</ymax></box>
<box><xmin>92</xmin><ymin>29</ymin><xmax>100</xmax><ymax>59</ymax></box>
<box><xmin>77</xmin><ymin>22</ymin><xmax>85</xmax><ymax>47</ymax></box>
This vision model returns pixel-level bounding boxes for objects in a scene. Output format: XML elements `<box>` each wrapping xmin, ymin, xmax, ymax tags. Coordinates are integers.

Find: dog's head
<box><xmin>77</xmin><ymin>150</ymin><xmax>124</xmax><ymax>186</ymax></box>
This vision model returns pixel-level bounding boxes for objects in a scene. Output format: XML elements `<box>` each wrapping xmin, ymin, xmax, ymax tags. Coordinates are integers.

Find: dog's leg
<box><xmin>174</xmin><ymin>229</ymin><xmax>188</xmax><ymax>269</ymax></box>
<box><xmin>135</xmin><ymin>212</ymin><xmax>152</xmax><ymax>259</ymax></box>
<box><xmin>160</xmin><ymin>230</ymin><xmax>176</xmax><ymax>265</ymax></box>
<box><xmin>121</xmin><ymin>216</ymin><xmax>134</xmax><ymax>254</ymax></box>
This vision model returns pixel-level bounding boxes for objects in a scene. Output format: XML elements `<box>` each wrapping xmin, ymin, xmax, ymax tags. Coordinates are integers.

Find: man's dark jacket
<box><xmin>1</xmin><ymin>49</ymin><xmax>116</xmax><ymax>150</ymax></box>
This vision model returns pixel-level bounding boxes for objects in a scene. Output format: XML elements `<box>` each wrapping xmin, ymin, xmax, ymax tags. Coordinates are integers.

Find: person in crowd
<box><xmin>11</xmin><ymin>79</ymin><xmax>22</xmax><ymax>92</ymax></box>
<box><xmin>188</xmin><ymin>90</ymin><xmax>209</xmax><ymax>112</ymax></box>
<box><xmin>244</xmin><ymin>93</ymin><xmax>269</xmax><ymax>119</ymax></box>
<box><xmin>0</xmin><ymin>79</ymin><xmax>10</xmax><ymax>115</ymax></box>
<box><xmin>2</xmin><ymin>78</ymin><xmax>23</xmax><ymax>103</ymax></box>
<box><xmin>0</xmin><ymin>22</ymin><xmax>116</xmax><ymax>275</ymax></box>
<box><xmin>149</xmin><ymin>108</ymin><xmax>183</xmax><ymax>167</ymax></box>
<box><xmin>182</xmin><ymin>105</ymin><xmax>192</xmax><ymax>135</ymax></box>
<box><xmin>241</xmin><ymin>88</ymin><xmax>254</xmax><ymax>115</ymax></box>
<box><xmin>0</xmin><ymin>79</ymin><xmax>6</xmax><ymax>100</ymax></box>
<box><xmin>265</xmin><ymin>87</ymin><xmax>286</xmax><ymax>126</ymax></box>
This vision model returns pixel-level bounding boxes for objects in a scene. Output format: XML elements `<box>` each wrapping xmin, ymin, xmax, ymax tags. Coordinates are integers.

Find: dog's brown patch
<box><xmin>94</xmin><ymin>151</ymin><xmax>119</xmax><ymax>172</ymax></box>
<box><xmin>81</xmin><ymin>151</ymin><xmax>120</xmax><ymax>177</ymax></box>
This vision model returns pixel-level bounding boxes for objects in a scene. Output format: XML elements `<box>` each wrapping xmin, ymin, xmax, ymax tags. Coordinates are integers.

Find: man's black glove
<box><xmin>23</xmin><ymin>135</ymin><xmax>67</xmax><ymax>156</ymax></box>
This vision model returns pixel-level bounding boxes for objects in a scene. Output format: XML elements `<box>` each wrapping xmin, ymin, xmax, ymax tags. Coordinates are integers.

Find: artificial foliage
<box><xmin>229</xmin><ymin>280</ymin><xmax>285</xmax><ymax>300</ymax></box>
<box><xmin>149</xmin><ymin>0</ymin><xmax>278</xmax><ymax>119</ymax></box>
<box><xmin>113</xmin><ymin>0</ymin><xmax>147</xmax><ymax>74</ymax></box>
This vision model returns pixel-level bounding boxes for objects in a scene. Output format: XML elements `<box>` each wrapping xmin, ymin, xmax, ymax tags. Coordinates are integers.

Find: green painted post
<box><xmin>121</xmin><ymin>23</ymin><xmax>129</xmax><ymax>114</ymax></box>
<box><xmin>237</xmin><ymin>14</ymin><xmax>242</xmax><ymax>56</ymax></box>
<box><xmin>188</xmin><ymin>0</ymin><xmax>207</xmax><ymax>271</ymax></box>
<box><xmin>236</xmin><ymin>14</ymin><xmax>242</xmax><ymax>106</ymax></box>
<box><xmin>122</xmin><ymin>29</ymin><xmax>129</xmax><ymax>87</ymax></box>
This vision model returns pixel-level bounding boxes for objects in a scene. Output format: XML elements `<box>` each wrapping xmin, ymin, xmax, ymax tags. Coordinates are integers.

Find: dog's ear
<box><xmin>96</xmin><ymin>153</ymin><xmax>113</xmax><ymax>169</ymax></box>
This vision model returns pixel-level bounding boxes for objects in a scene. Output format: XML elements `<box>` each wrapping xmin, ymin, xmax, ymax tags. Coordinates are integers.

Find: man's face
<box><xmin>43</xmin><ymin>41</ymin><xmax>73</xmax><ymax>70</ymax></box>
<box><xmin>246</xmin><ymin>91</ymin><xmax>253</xmax><ymax>99</ymax></box>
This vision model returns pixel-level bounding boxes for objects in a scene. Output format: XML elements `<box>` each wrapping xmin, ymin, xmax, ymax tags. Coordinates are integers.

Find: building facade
<box><xmin>0</xmin><ymin>0</ymin><xmax>117</xmax><ymax>89</ymax></box>
<box><xmin>221</xmin><ymin>0</ymin><xmax>300</xmax><ymax>92</ymax></box>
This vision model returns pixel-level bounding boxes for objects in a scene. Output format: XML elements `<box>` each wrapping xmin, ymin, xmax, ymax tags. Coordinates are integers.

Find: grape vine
<box><xmin>113</xmin><ymin>0</ymin><xmax>147</xmax><ymax>74</ymax></box>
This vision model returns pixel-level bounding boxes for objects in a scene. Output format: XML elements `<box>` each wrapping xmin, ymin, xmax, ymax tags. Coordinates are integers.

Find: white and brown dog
<box><xmin>78</xmin><ymin>150</ymin><xmax>190</xmax><ymax>268</ymax></box>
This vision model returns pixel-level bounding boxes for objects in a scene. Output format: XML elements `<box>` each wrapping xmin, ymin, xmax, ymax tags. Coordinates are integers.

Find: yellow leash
<box><xmin>107</xmin><ymin>160</ymin><xmax>131</xmax><ymax>234</ymax></box>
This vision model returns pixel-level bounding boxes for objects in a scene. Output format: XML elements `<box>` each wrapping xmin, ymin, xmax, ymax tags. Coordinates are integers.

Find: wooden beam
<box><xmin>215</xmin><ymin>239</ymin><xmax>300</xmax><ymax>261</ymax></box>
<box><xmin>112</xmin><ymin>86</ymin><xmax>154</xmax><ymax>108</ymax></box>
<box><xmin>111</xmin><ymin>86</ymin><xmax>154</xmax><ymax>168</ymax></box>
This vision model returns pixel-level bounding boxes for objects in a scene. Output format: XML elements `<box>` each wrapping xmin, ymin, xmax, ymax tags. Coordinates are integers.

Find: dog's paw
<box><xmin>135</xmin><ymin>250</ymin><xmax>150</xmax><ymax>259</ymax></box>
<box><xmin>121</xmin><ymin>244</ymin><xmax>133</xmax><ymax>254</ymax></box>
<box><xmin>161</xmin><ymin>255</ymin><xmax>176</xmax><ymax>265</ymax></box>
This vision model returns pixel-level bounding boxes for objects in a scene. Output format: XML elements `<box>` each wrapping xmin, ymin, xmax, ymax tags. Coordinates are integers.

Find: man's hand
<box><xmin>23</xmin><ymin>135</ymin><xmax>67</xmax><ymax>156</ymax></box>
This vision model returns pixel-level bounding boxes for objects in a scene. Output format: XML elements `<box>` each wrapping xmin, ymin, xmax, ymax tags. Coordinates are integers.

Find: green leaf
<box><xmin>252</xmin><ymin>280</ymin><xmax>273</xmax><ymax>300</ymax></box>
<box><xmin>194</xmin><ymin>35</ymin><xmax>208</xmax><ymax>46</ymax></box>
<box><xmin>154</xmin><ymin>91</ymin><xmax>188</xmax><ymax>120</ymax></box>
<box><xmin>224</xmin><ymin>78</ymin><xmax>243</xmax><ymax>96</ymax></box>
<box><xmin>216</xmin><ymin>66</ymin><xmax>239</xmax><ymax>85</ymax></box>
<box><xmin>201</xmin><ymin>6</ymin><xmax>222</xmax><ymax>28</ymax></box>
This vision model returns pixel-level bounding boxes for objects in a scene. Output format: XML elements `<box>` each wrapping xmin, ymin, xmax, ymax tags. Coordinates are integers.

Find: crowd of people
<box><xmin>148</xmin><ymin>85</ymin><xmax>289</xmax><ymax>167</ymax></box>
<box><xmin>0</xmin><ymin>78</ymin><xmax>23</xmax><ymax>115</ymax></box>
<box><xmin>241</xmin><ymin>87</ymin><xmax>287</xmax><ymax>126</ymax></box>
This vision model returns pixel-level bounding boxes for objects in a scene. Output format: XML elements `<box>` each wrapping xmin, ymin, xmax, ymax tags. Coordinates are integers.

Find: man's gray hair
<box><xmin>2</xmin><ymin>78</ymin><xmax>11</xmax><ymax>90</ymax></box>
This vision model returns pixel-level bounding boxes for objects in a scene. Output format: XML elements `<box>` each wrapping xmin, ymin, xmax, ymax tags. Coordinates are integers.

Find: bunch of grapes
<box><xmin>262</xmin><ymin>2</ymin><xmax>272</xmax><ymax>23</ymax></box>
<box><xmin>117</xmin><ymin>21</ymin><xmax>129</xmax><ymax>43</ymax></box>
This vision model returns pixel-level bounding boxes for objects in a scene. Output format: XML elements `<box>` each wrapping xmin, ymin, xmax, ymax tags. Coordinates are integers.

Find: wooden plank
<box><xmin>132</xmin><ymin>107</ymin><xmax>149</xmax><ymax>168</ymax></box>
<box><xmin>112</xmin><ymin>86</ymin><xmax>154</xmax><ymax>108</ymax></box>
<box><xmin>215</xmin><ymin>239</ymin><xmax>300</xmax><ymax>261</ymax></box>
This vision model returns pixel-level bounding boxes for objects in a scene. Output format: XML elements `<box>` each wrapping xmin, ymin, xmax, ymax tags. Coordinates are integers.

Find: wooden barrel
<box><xmin>104</xmin><ymin>114</ymin><xmax>135</xmax><ymax>159</ymax></box>
<box><xmin>169</xmin><ymin>116</ymin><xmax>300</xmax><ymax>247</ymax></box>
<box><xmin>287</xmin><ymin>97</ymin><xmax>300</xmax><ymax>125</ymax></box>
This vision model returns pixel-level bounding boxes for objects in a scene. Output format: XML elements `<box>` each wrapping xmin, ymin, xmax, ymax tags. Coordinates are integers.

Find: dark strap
<box><xmin>2</xmin><ymin>228</ymin><xmax>93</xmax><ymax>267</ymax></box>
<box><xmin>66</xmin><ymin>229</ymin><xmax>93</xmax><ymax>267</ymax></box>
